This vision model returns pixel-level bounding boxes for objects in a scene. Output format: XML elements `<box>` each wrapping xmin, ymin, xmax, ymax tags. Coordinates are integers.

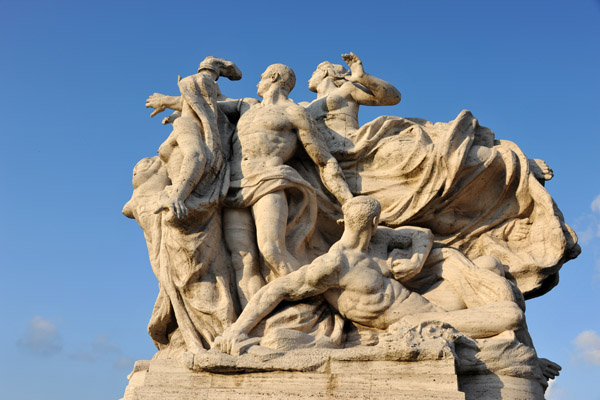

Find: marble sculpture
<box><xmin>123</xmin><ymin>54</ymin><xmax>579</xmax><ymax>399</ymax></box>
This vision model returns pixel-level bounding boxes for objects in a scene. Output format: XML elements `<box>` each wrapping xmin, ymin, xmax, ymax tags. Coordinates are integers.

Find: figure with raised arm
<box><xmin>147</xmin><ymin>63</ymin><xmax>354</xmax><ymax>307</ymax></box>
<box><xmin>302</xmin><ymin>53</ymin><xmax>578</xmax><ymax>298</ymax></box>
<box><xmin>222</xmin><ymin>64</ymin><xmax>353</xmax><ymax>295</ymax></box>
<box><xmin>305</xmin><ymin>52</ymin><xmax>400</xmax><ymax>156</ymax></box>
<box><xmin>146</xmin><ymin>56</ymin><xmax>242</xmax><ymax>219</ymax></box>
<box><xmin>124</xmin><ymin>57</ymin><xmax>243</xmax><ymax>355</ymax></box>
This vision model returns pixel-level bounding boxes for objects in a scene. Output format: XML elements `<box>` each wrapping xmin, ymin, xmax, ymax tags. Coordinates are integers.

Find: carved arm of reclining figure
<box><xmin>213</xmin><ymin>252</ymin><xmax>341</xmax><ymax>355</ymax></box>
<box><xmin>372</xmin><ymin>226</ymin><xmax>434</xmax><ymax>282</ymax></box>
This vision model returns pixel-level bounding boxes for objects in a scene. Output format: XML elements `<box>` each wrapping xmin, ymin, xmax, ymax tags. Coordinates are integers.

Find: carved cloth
<box><xmin>300</xmin><ymin>110</ymin><xmax>578</xmax><ymax>297</ymax></box>
<box><xmin>225</xmin><ymin>164</ymin><xmax>318</xmax><ymax>264</ymax></box>
<box><xmin>128</xmin><ymin>163</ymin><xmax>236</xmax><ymax>355</ymax></box>
<box><xmin>127</xmin><ymin>88</ymin><xmax>238</xmax><ymax>353</ymax></box>
<box><xmin>225</xmin><ymin>165</ymin><xmax>346</xmax><ymax>349</ymax></box>
<box><xmin>402</xmin><ymin>248</ymin><xmax>545</xmax><ymax>384</ymax></box>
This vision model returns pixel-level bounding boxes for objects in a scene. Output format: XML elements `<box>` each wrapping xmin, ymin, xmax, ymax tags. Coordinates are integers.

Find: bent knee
<box><xmin>503</xmin><ymin>301</ymin><xmax>525</xmax><ymax>330</ymax></box>
<box><xmin>474</xmin><ymin>255</ymin><xmax>505</xmax><ymax>276</ymax></box>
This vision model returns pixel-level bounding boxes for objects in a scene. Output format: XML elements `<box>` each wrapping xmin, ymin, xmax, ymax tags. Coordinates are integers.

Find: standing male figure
<box><xmin>223</xmin><ymin>64</ymin><xmax>353</xmax><ymax>305</ymax></box>
<box><xmin>146</xmin><ymin>63</ymin><xmax>353</xmax><ymax>307</ymax></box>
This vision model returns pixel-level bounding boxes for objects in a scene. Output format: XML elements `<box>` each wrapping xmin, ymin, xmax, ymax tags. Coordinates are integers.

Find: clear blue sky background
<box><xmin>1</xmin><ymin>1</ymin><xmax>599</xmax><ymax>399</ymax></box>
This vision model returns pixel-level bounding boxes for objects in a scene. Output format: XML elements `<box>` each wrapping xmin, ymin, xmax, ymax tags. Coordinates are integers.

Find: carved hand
<box><xmin>146</xmin><ymin>93</ymin><xmax>168</xmax><ymax>117</ymax></box>
<box><xmin>341</xmin><ymin>52</ymin><xmax>365</xmax><ymax>81</ymax></box>
<box><xmin>154</xmin><ymin>191</ymin><xmax>188</xmax><ymax>219</ymax></box>
<box><xmin>162</xmin><ymin>112</ymin><xmax>181</xmax><ymax>125</ymax></box>
<box><xmin>213</xmin><ymin>329</ymin><xmax>250</xmax><ymax>355</ymax></box>
<box><xmin>388</xmin><ymin>248</ymin><xmax>417</xmax><ymax>281</ymax></box>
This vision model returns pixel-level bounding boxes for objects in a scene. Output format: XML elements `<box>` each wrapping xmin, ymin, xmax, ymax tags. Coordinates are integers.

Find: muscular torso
<box><xmin>324</xmin><ymin>249</ymin><xmax>413</xmax><ymax>330</ymax></box>
<box><xmin>306</xmin><ymin>91</ymin><xmax>360</xmax><ymax>157</ymax></box>
<box><xmin>232</xmin><ymin>103</ymin><xmax>300</xmax><ymax>177</ymax></box>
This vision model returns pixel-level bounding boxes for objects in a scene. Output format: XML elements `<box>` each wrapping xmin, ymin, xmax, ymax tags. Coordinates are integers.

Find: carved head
<box><xmin>123</xmin><ymin>156</ymin><xmax>169</xmax><ymax>219</ymax></box>
<box><xmin>198</xmin><ymin>56</ymin><xmax>242</xmax><ymax>81</ymax></box>
<box><xmin>257</xmin><ymin>64</ymin><xmax>296</xmax><ymax>97</ymax></box>
<box><xmin>341</xmin><ymin>196</ymin><xmax>381</xmax><ymax>235</ymax></box>
<box><xmin>308</xmin><ymin>61</ymin><xmax>349</xmax><ymax>92</ymax></box>
<box><xmin>131</xmin><ymin>156</ymin><xmax>167</xmax><ymax>189</ymax></box>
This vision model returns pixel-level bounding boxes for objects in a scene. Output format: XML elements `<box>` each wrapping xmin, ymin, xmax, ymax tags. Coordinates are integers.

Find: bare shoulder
<box><xmin>304</xmin><ymin>247</ymin><xmax>345</xmax><ymax>283</ymax></box>
<box><xmin>239</xmin><ymin>97</ymin><xmax>260</xmax><ymax>114</ymax></box>
<box><xmin>283</xmin><ymin>101</ymin><xmax>314</xmax><ymax>130</ymax></box>
<box><xmin>318</xmin><ymin>247</ymin><xmax>347</xmax><ymax>268</ymax></box>
<box><xmin>284</xmin><ymin>99</ymin><xmax>309</xmax><ymax>115</ymax></box>
<box><xmin>339</xmin><ymin>81</ymin><xmax>362</xmax><ymax>97</ymax></box>
<box><xmin>244</xmin><ymin>97</ymin><xmax>261</xmax><ymax>107</ymax></box>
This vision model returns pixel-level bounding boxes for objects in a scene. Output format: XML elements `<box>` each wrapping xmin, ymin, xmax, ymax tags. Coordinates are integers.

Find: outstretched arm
<box><xmin>341</xmin><ymin>52</ymin><xmax>401</xmax><ymax>106</ymax></box>
<box><xmin>146</xmin><ymin>93</ymin><xmax>184</xmax><ymax>117</ymax></box>
<box><xmin>294</xmin><ymin>107</ymin><xmax>353</xmax><ymax>205</ymax></box>
<box><xmin>218</xmin><ymin>97</ymin><xmax>260</xmax><ymax>122</ymax></box>
<box><xmin>213</xmin><ymin>254</ymin><xmax>340</xmax><ymax>354</ymax></box>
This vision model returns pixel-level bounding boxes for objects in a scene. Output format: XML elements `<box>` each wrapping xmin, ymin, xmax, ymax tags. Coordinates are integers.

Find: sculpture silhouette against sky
<box><xmin>124</xmin><ymin>53</ymin><xmax>578</xmax><ymax>398</ymax></box>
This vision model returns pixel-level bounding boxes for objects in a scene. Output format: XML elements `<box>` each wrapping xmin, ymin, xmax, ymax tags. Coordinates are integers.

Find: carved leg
<box><xmin>398</xmin><ymin>301</ymin><xmax>524</xmax><ymax>339</ymax></box>
<box><xmin>223</xmin><ymin>208</ymin><xmax>265</xmax><ymax>308</ymax></box>
<box><xmin>251</xmin><ymin>191</ymin><xmax>302</xmax><ymax>277</ymax></box>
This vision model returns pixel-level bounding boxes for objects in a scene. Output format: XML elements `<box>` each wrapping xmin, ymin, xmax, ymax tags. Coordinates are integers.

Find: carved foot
<box><xmin>538</xmin><ymin>357</ymin><xmax>561</xmax><ymax>381</ymax></box>
<box><xmin>529</xmin><ymin>158</ymin><xmax>554</xmax><ymax>185</ymax></box>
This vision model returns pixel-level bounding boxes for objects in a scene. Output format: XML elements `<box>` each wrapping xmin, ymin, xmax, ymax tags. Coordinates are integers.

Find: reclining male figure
<box><xmin>214</xmin><ymin>196</ymin><xmax>526</xmax><ymax>355</ymax></box>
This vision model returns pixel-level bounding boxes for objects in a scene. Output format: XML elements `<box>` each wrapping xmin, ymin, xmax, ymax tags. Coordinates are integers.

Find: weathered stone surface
<box><xmin>123</xmin><ymin>52</ymin><xmax>575</xmax><ymax>398</ymax></box>
<box><xmin>122</xmin><ymin>358</ymin><xmax>466</xmax><ymax>400</ymax></box>
<box><xmin>122</xmin><ymin>355</ymin><xmax>546</xmax><ymax>399</ymax></box>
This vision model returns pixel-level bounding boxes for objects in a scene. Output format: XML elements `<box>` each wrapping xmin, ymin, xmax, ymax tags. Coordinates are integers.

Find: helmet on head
<box><xmin>198</xmin><ymin>56</ymin><xmax>242</xmax><ymax>81</ymax></box>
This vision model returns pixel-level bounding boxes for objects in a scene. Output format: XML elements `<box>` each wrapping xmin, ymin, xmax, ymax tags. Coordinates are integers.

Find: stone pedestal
<box><xmin>122</xmin><ymin>358</ymin><xmax>466</xmax><ymax>399</ymax></box>
<box><xmin>459</xmin><ymin>374</ymin><xmax>546</xmax><ymax>400</ymax></box>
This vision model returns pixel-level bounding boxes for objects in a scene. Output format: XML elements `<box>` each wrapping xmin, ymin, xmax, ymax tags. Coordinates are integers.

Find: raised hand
<box><xmin>146</xmin><ymin>93</ymin><xmax>168</xmax><ymax>117</ymax></box>
<box><xmin>341</xmin><ymin>52</ymin><xmax>365</xmax><ymax>80</ymax></box>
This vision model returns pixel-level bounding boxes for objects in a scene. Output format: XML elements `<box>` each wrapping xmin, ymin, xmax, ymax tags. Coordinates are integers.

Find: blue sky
<box><xmin>1</xmin><ymin>1</ymin><xmax>599</xmax><ymax>399</ymax></box>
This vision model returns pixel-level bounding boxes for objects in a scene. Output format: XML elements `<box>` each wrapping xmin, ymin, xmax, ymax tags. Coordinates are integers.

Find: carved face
<box><xmin>308</xmin><ymin>67</ymin><xmax>327</xmax><ymax>93</ymax></box>
<box><xmin>257</xmin><ymin>68</ymin><xmax>276</xmax><ymax>98</ymax></box>
<box><xmin>132</xmin><ymin>157</ymin><xmax>161</xmax><ymax>188</ymax></box>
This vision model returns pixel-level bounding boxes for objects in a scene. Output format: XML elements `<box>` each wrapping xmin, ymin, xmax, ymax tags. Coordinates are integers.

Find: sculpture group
<box><xmin>123</xmin><ymin>54</ymin><xmax>579</xmax><ymax>393</ymax></box>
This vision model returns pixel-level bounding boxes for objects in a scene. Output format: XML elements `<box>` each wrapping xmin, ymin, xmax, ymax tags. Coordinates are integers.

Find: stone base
<box><xmin>122</xmin><ymin>358</ymin><xmax>466</xmax><ymax>399</ymax></box>
<box><xmin>459</xmin><ymin>374</ymin><xmax>546</xmax><ymax>400</ymax></box>
<box><xmin>122</xmin><ymin>357</ymin><xmax>548</xmax><ymax>399</ymax></box>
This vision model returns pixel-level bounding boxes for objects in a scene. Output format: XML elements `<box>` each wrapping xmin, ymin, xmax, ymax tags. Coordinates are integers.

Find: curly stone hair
<box><xmin>341</xmin><ymin>196</ymin><xmax>381</xmax><ymax>231</ymax></box>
